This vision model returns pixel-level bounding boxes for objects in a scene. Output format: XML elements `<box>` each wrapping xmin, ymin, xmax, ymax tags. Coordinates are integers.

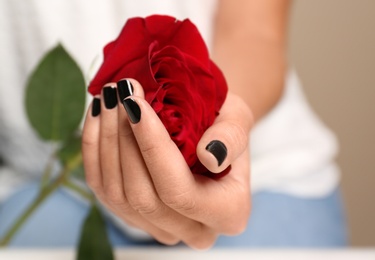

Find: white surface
<box><xmin>0</xmin><ymin>248</ymin><xmax>374</xmax><ymax>260</ymax></box>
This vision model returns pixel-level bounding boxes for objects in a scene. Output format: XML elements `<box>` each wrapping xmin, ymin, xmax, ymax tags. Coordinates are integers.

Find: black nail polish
<box><xmin>103</xmin><ymin>86</ymin><xmax>118</xmax><ymax>109</ymax></box>
<box><xmin>206</xmin><ymin>140</ymin><xmax>227</xmax><ymax>167</ymax></box>
<box><xmin>117</xmin><ymin>79</ymin><xmax>133</xmax><ymax>101</ymax></box>
<box><xmin>92</xmin><ymin>98</ymin><xmax>101</xmax><ymax>117</ymax></box>
<box><xmin>123</xmin><ymin>98</ymin><xmax>141</xmax><ymax>124</ymax></box>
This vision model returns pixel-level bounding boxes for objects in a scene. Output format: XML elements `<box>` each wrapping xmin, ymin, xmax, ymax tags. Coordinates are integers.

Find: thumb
<box><xmin>197</xmin><ymin>93</ymin><xmax>253</xmax><ymax>173</ymax></box>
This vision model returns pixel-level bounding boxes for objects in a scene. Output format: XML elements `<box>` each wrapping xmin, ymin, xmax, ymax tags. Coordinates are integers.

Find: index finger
<box><xmin>122</xmin><ymin>96</ymin><xmax>196</xmax><ymax>196</ymax></box>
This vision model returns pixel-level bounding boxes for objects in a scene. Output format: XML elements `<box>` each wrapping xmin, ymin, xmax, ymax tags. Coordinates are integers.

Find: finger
<box><xmin>121</xmin><ymin>95</ymin><xmax>203</xmax><ymax>221</ymax></box>
<box><xmin>116</xmin><ymin>79</ymin><xmax>157</xmax><ymax>209</ymax></box>
<box><xmin>81</xmin><ymin>85</ymin><xmax>179</xmax><ymax>245</ymax></box>
<box><xmin>122</xmin><ymin>95</ymin><xmax>196</xmax><ymax>196</ymax></box>
<box><xmin>82</xmin><ymin>96</ymin><xmax>103</xmax><ymax>193</ymax></box>
<box><xmin>197</xmin><ymin>92</ymin><xmax>253</xmax><ymax>173</ymax></box>
<box><xmin>99</xmin><ymin>83</ymin><xmax>126</xmax><ymax>205</ymax></box>
<box><xmin>116</xmin><ymin>79</ymin><xmax>154</xmax><ymax>204</ymax></box>
<box><xmin>93</xmin><ymin>79</ymin><xmax>179</xmax><ymax>245</ymax></box>
<box><xmin>117</xmin><ymin>79</ymin><xmax>216</xmax><ymax>248</ymax></box>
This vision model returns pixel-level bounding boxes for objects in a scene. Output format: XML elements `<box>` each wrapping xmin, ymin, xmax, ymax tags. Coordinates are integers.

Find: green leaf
<box><xmin>77</xmin><ymin>204</ymin><xmax>114</xmax><ymax>260</ymax></box>
<box><xmin>58</xmin><ymin>135</ymin><xmax>82</xmax><ymax>165</ymax></box>
<box><xmin>25</xmin><ymin>44</ymin><xmax>86</xmax><ymax>141</ymax></box>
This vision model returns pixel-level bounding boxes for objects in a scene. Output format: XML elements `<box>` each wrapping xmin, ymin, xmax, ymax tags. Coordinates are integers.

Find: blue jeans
<box><xmin>0</xmin><ymin>182</ymin><xmax>348</xmax><ymax>247</ymax></box>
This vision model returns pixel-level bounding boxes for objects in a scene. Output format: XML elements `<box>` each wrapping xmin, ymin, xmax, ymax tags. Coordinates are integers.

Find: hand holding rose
<box><xmin>82</xmin><ymin>79</ymin><xmax>253</xmax><ymax>248</ymax></box>
<box><xmin>83</xmin><ymin>15</ymin><xmax>253</xmax><ymax>248</ymax></box>
<box><xmin>88</xmin><ymin>15</ymin><xmax>229</xmax><ymax>177</ymax></box>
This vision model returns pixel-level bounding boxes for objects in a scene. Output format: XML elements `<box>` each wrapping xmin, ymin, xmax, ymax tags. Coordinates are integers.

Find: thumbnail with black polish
<box><xmin>206</xmin><ymin>140</ymin><xmax>227</xmax><ymax>166</ymax></box>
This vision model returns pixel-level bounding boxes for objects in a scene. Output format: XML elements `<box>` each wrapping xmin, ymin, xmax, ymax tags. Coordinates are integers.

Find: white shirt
<box><xmin>0</xmin><ymin>0</ymin><xmax>339</xmax><ymax>203</ymax></box>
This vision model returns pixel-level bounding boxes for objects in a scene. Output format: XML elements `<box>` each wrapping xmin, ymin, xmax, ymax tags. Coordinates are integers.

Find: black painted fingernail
<box><xmin>103</xmin><ymin>86</ymin><xmax>118</xmax><ymax>109</ymax></box>
<box><xmin>123</xmin><ymin>98</ymin><xmax>141</xmax><ymax>124</ymax></box>
<box><xmin>117</xmin><ymin>79</ymin><xmax>133</xmax><ymax>101</ymax></box>
<box><xmin>206</xmin><ymin>140</ymin><xmax>227</xmax><ymax>167</ymax></box>
<box><xmin>92</xmin><ymin>98</ymin><xmax>101</xmax><ymax>117</ymax></box>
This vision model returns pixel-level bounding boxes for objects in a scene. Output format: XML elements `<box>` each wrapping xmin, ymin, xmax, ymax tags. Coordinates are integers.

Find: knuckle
<box><xmin>118</xmin><ymin>121</ymin><xmax>133</xmax><ymax>138</ymax></box>
<box><xmin>140</xmin><ymin>138</ymin><xmax>174</xmax><ymax>162</ymax></box>
<box><xmin>82</xmin><ymin>134</ymin><xmax>96</xmax><ymax>148</ymax></box>
<box><xmin>131</xmin><ymin>200</ymin><xmax>160</xmax><ymax>216</ymax></box>
<box><xmin>127</xmin><ymin>192</ymin><xmax>161</xmax><ymax>216</ymax></box>
<box><xmin>103</xmin><ymin>184</ymin><xmax>126</xmax><ymax>206</ymax></box>
<box><xmin>139</xmin><ymin>143</ymin><xmax>159</xmax><ymax>161</ymax></box>
<box><xmin>101</xmin><ymin>131</ymin><xmax>118</xmax><ymax>142</ymax></box>
<box><xmin>118</xmin><ymin>129</ymin><xmax>133</xmax><ymax>139</ymax></box>
<box><xmin>160</xmin><ymin>191</ymin><xmax>196</xmax><ymax>213</ymax></box>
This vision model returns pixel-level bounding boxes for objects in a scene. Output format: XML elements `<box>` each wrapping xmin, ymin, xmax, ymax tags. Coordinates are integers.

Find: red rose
<box><xmin>88</xmin><ymin>15</ymin><xmax>228</xmax><ymax>177</ymax></box>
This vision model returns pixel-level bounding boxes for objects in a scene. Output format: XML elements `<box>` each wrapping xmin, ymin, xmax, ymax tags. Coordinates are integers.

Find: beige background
<box><xmin>289</xmin><ymin>0</ymin><xmax>375</xmax><ymax>246</ymax></box>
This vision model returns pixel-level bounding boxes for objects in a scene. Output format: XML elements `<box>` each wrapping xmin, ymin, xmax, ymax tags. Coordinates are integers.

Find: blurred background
<box><xmin>289</xmin><ymin>0</ymin><xmax>375</xmax><ymax>246</ymax></box>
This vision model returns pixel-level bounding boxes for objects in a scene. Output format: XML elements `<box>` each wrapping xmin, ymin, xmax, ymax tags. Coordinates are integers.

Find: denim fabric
<box><xmin>0</xmin><ymin>182</ymin><xmax>348</xmax><ymax>247</ymax></box>
<box><xmin>214</xmin><ymin>189</ymin><xmax>348</xmax><ymax>247</ymax></box>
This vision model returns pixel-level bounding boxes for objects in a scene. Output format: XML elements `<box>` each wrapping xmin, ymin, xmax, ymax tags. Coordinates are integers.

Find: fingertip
<box><xmin>117</xmin><ymin>79</ymin><xmax>134</xmax><ymax>101</ymax></box>
<box><xmin>82</xmin><ymin>97</ymin><xmax>101</xmax><ymax>151</ymax></box>
<box><xmin>91</xmin><ymin>95</ymin><xmax>101</xmax><ymax>117</ymax></box>
<box><xmin>123</xmin><ymin>97</ymin><xmax>141</xmax><ymax>124</ymax></box>
<box><xmin>117</xmin><ymin>78</ymin><xmax>145</xmax><ymax>100</ymax></box>
<box><xmin>196</xmin><ymin>97</ymin><xmax>251</xmax><ymax>174</ymax></box>
<box><xmin>206</xmin><ymin>140</ymin><xmax>228</xmax><ymax>167</ymax></box>
<box><xmin>197</xmin><ymin>139</ymin><xmax>229</xmax><ymax>174</ymax></box>
<box><xmin>101</xmin><ymin>83</ymin><xmax>118</xmax><ymax>110</ymax></box>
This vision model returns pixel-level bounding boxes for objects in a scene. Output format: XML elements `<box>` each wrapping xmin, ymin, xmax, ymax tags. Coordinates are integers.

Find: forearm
<box><xmin>212</xmin><ymin>0</ymin><xmax>290</xmax><ymax>122</ymax></box>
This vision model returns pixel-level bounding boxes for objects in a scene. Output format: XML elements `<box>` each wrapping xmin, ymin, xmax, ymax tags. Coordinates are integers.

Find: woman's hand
<box><xmin>82</xmin><ymin>79</ymin><xmax>253</xmax><ymax>249</ymax></box>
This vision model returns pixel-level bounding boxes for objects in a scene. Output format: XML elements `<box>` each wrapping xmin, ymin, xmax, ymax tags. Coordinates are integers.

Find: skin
<box><xmin>82</xmin><ymin>0</ymin><xmax>290</xmax><ymax>249</ymax></box>
<box><xmin>213</xmin><ymin>0</ymin><xmax>290</xmax><ymax>121</ymax></box>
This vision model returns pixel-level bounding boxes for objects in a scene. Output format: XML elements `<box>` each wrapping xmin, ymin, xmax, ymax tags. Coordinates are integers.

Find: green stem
<box><xmin>63</xmin><ymin>179</ymin><xmax>94</xmax><ymax>203</ymax></box>
<box><xmin>40</xmin><ymin>153</ymin><xmax>56</xmax><ymax>189</ymax></box>
<box><xmin>0</xmin><ymin>153</ymin><xmax>82</xmax><ymax>247</ymax></box>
